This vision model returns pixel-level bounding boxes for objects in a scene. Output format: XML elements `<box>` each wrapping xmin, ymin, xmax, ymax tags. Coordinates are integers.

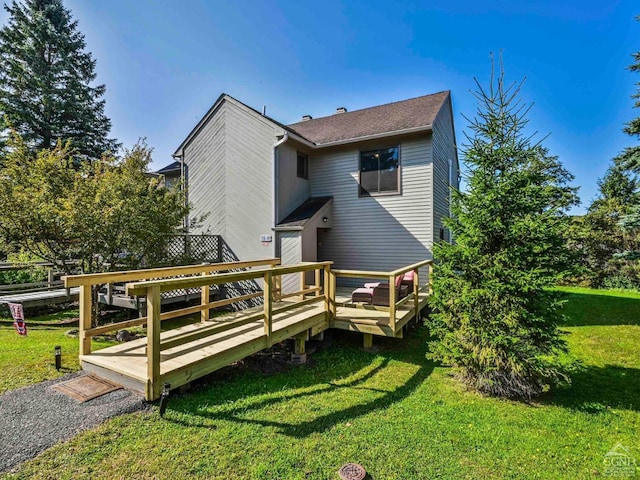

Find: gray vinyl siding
<box><xmin>431</xmin><ymin>97</ymin><xmax>458</xmax><ymax>244</ymax></box>
<box><xmin>276</xmin><ymin>142</ymin><xmax>311</xmax><ymax>222</ymax></box>
<box><xmin>183</xmin><ymin>102</ymin><xmax>227</xmax><ymax>237</ymax></box>
<box><xmin>309</xmin><ymin>135</ymin><xmax>433</xmax><ymax>282</ymax></box>
<box><xmin>278</xmin><ymin>231</ymin><xmax>302</xmax><ymax>293</ymax></box>
<box><xmin>183</xmin><ymin>97</ymin><xmax>283</xmax><ymax>261</ymax></box>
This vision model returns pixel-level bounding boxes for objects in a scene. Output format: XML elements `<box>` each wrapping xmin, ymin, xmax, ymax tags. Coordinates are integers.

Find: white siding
<box><xmin>309</xmin><ymin>135</ymin><xmax>433</xmax><ymax>279</ymax></box>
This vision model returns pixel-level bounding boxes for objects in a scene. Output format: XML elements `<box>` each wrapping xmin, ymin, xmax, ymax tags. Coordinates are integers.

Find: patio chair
<box><xmin>364</xmin><ymin>271</ymin><xmax>415</xmax><ymax>294</ymax></box>
<box><xmin>371</xmin><ymin>274</ymin><xmax>408</xmax><ymax>306</ymax></box>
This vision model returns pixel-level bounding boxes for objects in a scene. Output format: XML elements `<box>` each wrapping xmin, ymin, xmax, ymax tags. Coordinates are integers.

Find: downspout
<box><xmin>273</xmin><ymin>132</ymin><xmax>290</xmax><ymax>227</ymax></box>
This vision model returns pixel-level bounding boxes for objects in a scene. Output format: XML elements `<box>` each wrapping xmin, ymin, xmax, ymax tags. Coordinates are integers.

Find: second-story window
<box><xmin>297</xmin><ymin>151</ymin><xmax>308</xmax><ymax>180</ymax></box>
<box><xmin>359</xmin><ymin>146</ymin><xmax>400</xmax><ymax>196</ymax></box>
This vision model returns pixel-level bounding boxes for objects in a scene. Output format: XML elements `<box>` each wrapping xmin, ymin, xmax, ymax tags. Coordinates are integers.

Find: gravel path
<box><xmin>0</xmin><ymin>373</ymin><xmax>149</xmax><ymax>473</ymax></box>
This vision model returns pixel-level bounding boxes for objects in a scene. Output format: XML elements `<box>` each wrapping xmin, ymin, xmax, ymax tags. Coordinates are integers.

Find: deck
<box><xmin>64</xmin><ymin>259</ymin><xmax>432</xmax><ymax>400</ymax></box>
<box><xmin>0</xmin><ymin>287</ymin><xmax>80</xmax><ymax>308</ymax></box>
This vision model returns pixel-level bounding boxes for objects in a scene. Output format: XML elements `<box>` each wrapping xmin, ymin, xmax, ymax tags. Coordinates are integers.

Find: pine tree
<box><xmin>0</xmin><ymin>0</ymin><xmax>117</xmax><ymax>158</ymax></box>
<box><xmin>427</xmin><ymin>60</ymin><xmax>578</xmax><ymax>399</ymax></box>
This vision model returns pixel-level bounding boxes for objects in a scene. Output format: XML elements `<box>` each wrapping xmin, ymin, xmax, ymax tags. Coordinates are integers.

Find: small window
<box><xmin>297</xmin><ymin>151</ymin><xmax>308</xmax><ymax>179</ymax></box>
<box><xmin>359</xmin><ymin>147</ymin><xmax>400</xmax><ymax>196</ymax></box>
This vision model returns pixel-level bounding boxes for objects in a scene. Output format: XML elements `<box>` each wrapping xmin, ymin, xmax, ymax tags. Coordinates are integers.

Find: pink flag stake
<box><xmin>8</xmin><ymin>303</ymin><xmax>27</xmax><ymax>336</ymax></box>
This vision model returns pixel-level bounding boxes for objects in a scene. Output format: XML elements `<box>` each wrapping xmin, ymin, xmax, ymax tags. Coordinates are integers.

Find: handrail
<box><xmin>63</xmin><ymin>258</ymin><xmax>281</xmax><ymax>287</ymax></box>
<box><xmin>68</xmin><ymin>258</ymin><xmax>282</xmax><ymax>358</ymax></box>
<box><xmin>138</xmin><ymin>261</ymin><xmax>332</xmax><ymax>399</ymax></box>
<box><xmin>331</xmin><ymin>259</ymin><xmax>433</xmax><ymax>331</ymax></box>
<box><xmin>125</xmin><ymin>261</ymin><xmax>331</xmax><ymax>295</ymax></box>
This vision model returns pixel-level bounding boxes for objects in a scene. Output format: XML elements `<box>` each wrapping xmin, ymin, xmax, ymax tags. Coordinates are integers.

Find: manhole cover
<box><xmin>338</xmin><ymin>463</ymin><xmax>366</xmax><ymax>480</ymax></box>
<box><xmin>52</xmin><ymin>374</ymin><xmax>122</xmax><ymax>402</ymax></box>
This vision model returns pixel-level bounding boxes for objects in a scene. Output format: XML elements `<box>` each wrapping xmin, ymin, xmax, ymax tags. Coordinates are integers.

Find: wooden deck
<box><xmin>64</xmin><ymin>259</ymin><xmax>432</xmax><ymax>400</ymax></box>
<box><xmin>0</xmin><ymin>287</ymin><xmax>80</xmax><ymax>308</ymax></box>
<box><xmin>82</xmin><ymin>300</ymin><xmax>327</xmax><ymax>396</ymax></box>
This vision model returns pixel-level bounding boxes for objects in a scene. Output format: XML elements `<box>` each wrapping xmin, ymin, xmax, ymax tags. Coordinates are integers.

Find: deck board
<box><xmin>81</xmin><ymin>288</ymin><xmax>429</xmax><ymax>399</ymax></box>
<box><xmin>0</xmin><ymin>287</ymin><xmax>80</xmax><ymax>308</ymax></box>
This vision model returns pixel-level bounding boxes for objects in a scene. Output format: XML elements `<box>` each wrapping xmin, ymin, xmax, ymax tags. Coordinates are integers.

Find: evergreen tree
<box><xmin>614</xmin><ymin>15</ymin><xmax>640</xmax><ymax>260</ymax></box>
<box><xmin>427</xmin><ymin>61</ymin><xmax>578</xmax><ymax>399</ymax></box>
<box><xmin>0</xmin><ymin>0</ymin><xmax>117</xmax><ymax>158</ymax></box>
<box><xmin>576</xmin><ymin>165</ymin><xmax>639</xmax><ymax>287</ymax></box>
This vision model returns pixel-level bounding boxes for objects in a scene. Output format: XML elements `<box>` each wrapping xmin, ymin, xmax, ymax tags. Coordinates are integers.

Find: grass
<box><xmin>1</xmin><ymin>287</ymin><xmax>639</xmax><ymax>479</ymax></box>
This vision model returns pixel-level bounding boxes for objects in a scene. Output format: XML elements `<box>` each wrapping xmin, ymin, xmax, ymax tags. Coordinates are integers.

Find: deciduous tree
<box><xmin>0</xmin><ymin>135</ymin><xmax>189</xmax><ymax>276</ymax></box>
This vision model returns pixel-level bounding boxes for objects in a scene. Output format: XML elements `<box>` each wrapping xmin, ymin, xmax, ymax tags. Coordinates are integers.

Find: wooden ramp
<box><xmin>64</xmin><ymin>259</ymin><xmax>432</xmax><ymax>400</ymax></box>
<box><xmin>82</xmin><ymin>301</ymin><xmax>327</xmax><ymax>397</ymax></box>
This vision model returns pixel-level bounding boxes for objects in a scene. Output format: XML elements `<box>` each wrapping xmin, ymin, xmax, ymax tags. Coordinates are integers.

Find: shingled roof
<box><xmin>288</xmin><ymin>91</ymin><xmax>450</xmax><ymax>145</ymax></box>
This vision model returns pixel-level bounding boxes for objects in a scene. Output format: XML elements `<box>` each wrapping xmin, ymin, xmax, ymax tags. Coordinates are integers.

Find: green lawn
<box><xmin>0</xmin><ymin>309</ymin><xmax>114</xmax><ymax>393</ymax></box>
<box><xmin>1</xmin><ymin>287</ymin><xmax>639</xmax><ymax>479</ymax></box>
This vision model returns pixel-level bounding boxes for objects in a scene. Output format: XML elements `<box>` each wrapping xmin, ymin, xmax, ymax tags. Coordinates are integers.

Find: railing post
<box><xmin>413</xmin><ymin>268</ymin><xmax>420</xmax><ymax>321</ymax></box>
<box><xmin>201</xmin><ymin>272</ymin><xmax>210</xmax><ymax>322</ymax></box>
<box><xmin>270</xmin><ymin>262</ymin><xmax>280</xmax><ymax>301</ymax></box>
<box><xmin>389</xmin><ymin>274</ymin><xmax>397</xmax><ymax>332</ymax></box>
<box><xmin>299</xmin><ymin>270</ymin><xmax>305</xmax><ymax>301</ymax></box>
<box><xmin>147</xmin><ymin>285</ymin><xmax>161</xmax><ymax>401</ymax></box>
<box><xmin>264</xmin><ymin>271</ymin><xmax>272</xmax><ymax>346</ymax></box>
<box><xmin>428</xmin><ymin>262</ymin><xmax>434</xmax><ymax>295</ymax></box>
<box><xmin>330</xmin><ymin>270</ymin><xmax>337</xmax><ymax>320</ymax></box>
<box><xmin>315</xmin><ymin>268</ymin><xmax>321</xmax><ymax>297</ymax></box>
<box><xmin>47</xmin><ymin>269</ymin><xmax>54</xmax><ymax>290</ymax></box>
<box><xmin>79</xmin><ymin>284</ymin><xmax>92</xmax><ymax>356</ymax></box>
<box><xmin>323</xmin><ymin>265</ymin><xmax>331</xmax><ymax>322</ymax></box>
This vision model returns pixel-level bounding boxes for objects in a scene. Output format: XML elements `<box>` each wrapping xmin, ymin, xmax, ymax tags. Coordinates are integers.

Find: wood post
<box><xmin>314</xmin><ymin>268</ymin><xmax>321</xmax><ymax>297</ymax></box>
<box><xmin>323</xmin><ymin>265</ymin><xmax>331</xmax><ymax>323</ymax></box>
<box><xmin>329</xmin><ymin>270</ymin><xmax>337</xmax><ymax>321</ymax></box>
<box><xmin>264</xmin><ymin>271</ymin><xmax>272</xmax><ymax>346</ymax></box>
<box><xmin>270</xmin><ymin>262</ymin><xmax>281</xmax><ymax>301</ymax></box>
<box><xmin>363</xmin><ymin>333</ymin><xmax>373</xmax><ymax>349</ymax></box>
<box><xmin>147</xmin><ymin>285</ymin><xmax>161</xmax><ymax>401</ymax></box>
<box><xmin>201</xmin><ymin>272</ymin><xmax>210</xmax><ymax>322</ymax></box>
<box><xmin>389</xmin><ymin>274</ymin><xmax>397</xmax><ymax>332</ymax></box>
<box><xmin>294</xmin><ymin>334</ymin><xmax>306</xmax><ymax>355</ymax></box>
<box><xmin>413</xmin><ymin>268</ymin><xmax>420</xmax><ymax>322</ymax></box>
<box><xmin>299</xmin><ymin>271</ymin><xmax>305</xmax><ymax>302</ymax></box>
<box><xmin>79</xmin><ymin>284</ymin><xmax>92</xmax><ymax>356</ymax></box>
<box><xmin>47</xmin><ymin>269</ymin><xmax>54</xmax><ymax>290</ymax></box>
<box><xmin>428</xmin><ymin>262</ymin><xmax>434</xmax><ymax>295</ymax></box>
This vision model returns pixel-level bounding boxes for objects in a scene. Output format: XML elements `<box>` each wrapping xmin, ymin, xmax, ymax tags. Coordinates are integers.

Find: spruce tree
<box><xmin>613</xmin><ymin>15</ymin><xmax>640</xmax><ymax>261</ymax></box>
<box><xmin>427</xmin><ymin>61</ymin><xmax>578</xmax><ymax>399</ymax></box>
<box><xmin>0</xmin><ymin>0</ymin><xmax>117</xmax><ymax>157</ymax></box>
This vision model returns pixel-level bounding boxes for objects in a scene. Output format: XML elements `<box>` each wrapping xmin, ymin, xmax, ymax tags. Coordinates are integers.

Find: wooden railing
<box><xmin>331</xmin><ymin>259</ymin><xmax>433</xmax><ymax>331</ymax></box>
<box><xmin>124</xmin><ymin>261</ymin><xmax>332</xmax><ymax>399</ymax></box>
<box><xmin>63</xmin><ymin>258</ymin><xmax>281</xmax><ymax>357</ymax></box>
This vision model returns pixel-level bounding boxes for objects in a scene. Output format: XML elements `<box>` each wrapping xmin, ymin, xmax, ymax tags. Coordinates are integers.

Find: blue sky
<box><xmin>2</xmin><ymin>0</ymin><xmax>638</xmax><ymax>213</ymax></box>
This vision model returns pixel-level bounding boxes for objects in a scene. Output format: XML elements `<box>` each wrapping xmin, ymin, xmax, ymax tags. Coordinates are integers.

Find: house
<box><xmin>167</xmin><ymin>91</ymin><xmax>458</xmax><ymax>290</ymax></box>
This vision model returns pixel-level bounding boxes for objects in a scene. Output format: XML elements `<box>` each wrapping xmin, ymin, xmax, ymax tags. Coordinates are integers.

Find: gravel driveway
<box><xmin>0</xmin><ymin>373</ymin><xmax>148</xmax><ymax>473</ymax></box>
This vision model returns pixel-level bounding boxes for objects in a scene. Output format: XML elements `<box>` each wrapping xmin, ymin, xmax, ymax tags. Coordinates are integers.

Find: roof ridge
<box><xmin>288</xmin><ymin>90</ymin><xmax>450</xmax><ymax>126</ymax></box>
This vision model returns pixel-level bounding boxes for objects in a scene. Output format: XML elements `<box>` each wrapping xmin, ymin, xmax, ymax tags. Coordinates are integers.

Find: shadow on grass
<box><xmin>166</xmin><ymin>328</ymin><xmax>435</xmax><ymax>438</ymax></box>
<box><xmin>562</xmin><ymin>291</ymin><xmax>640</xmax><ymax>327</ymax></box>
<box><xmin>542</xmin><ymin>364</ymin><xmax>640</xmax><ymax>413</ymax></box>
